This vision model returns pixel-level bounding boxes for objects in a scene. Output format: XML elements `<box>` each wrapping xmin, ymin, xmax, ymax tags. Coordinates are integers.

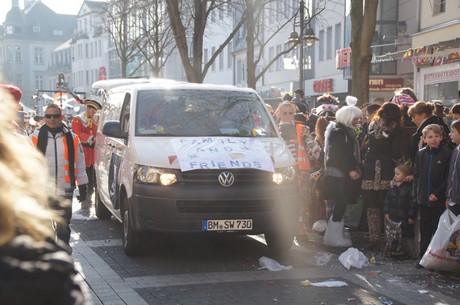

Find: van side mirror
<box><xmin>102</xmin><ymin>120</ymin><xmax>128</xmax><ymax>139</ymax></box>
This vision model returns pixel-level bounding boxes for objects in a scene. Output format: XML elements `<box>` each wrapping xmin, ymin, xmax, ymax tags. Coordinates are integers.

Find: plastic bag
<box><xmin>420</xmin><ymin>209</ymin><xmax>460</xmax><ymax>273</ymax></box>
<box><xmin>338</xmin><ymin>247</ymin><xmax>368</xmax><ymax>270</ymax></box>
<box><xmin>310</xmin><ymin>280</ymin><xmax>348</xmax><ymax>287</ymax></box>
<box><xmin>313</xmin><ymin>252</ymin><xmax>333</xmax><ymax>266</ymax></box>
<box><xmin>312</xmin><ymin>220</ymin><xmax>327</xmax><ymax>233</ymax></box>
<box><xmin>258</xmin><ymin>256</ymin><xmax>293</xmax><ymax>271</ymax></box>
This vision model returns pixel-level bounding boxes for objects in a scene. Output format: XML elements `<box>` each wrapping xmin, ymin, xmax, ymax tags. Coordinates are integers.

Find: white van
<box><xmin>94</xmin><ymin>79</ymin><xmax>300</xmax><ymax>255</ymax></box>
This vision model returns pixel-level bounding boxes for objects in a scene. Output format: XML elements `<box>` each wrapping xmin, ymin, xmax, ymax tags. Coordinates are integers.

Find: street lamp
<box><xmin>286</xmin><ymin>0</ymin><xmax>319</xmax><ymax>93</ymax></box>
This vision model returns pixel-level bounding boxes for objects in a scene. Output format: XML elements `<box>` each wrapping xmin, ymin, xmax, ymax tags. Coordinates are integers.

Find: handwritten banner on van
<box><xmin>171</xmin><ymin>137</ymin><xmax>274</xmax><ymax>172</ymax></box>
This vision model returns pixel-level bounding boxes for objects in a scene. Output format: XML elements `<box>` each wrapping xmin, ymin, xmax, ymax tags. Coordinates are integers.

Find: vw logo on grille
<box><xmin>218</xmin><ymin>171</ymin><xmax>235</xmax><ymax>187</ymax></box>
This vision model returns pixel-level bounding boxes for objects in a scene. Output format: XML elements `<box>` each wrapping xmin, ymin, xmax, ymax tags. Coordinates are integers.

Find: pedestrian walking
<box><xmin>31</xmin><ymin>104</ymin><xmax>88</xmax><ymax>244</ymax></box>
<box><xmin>412</xmin><ymin>124</ymin><xmax>451</xmax><ymax>268</ymax></box>
<box><xmin>72</xmin><ymin>98</ymin><xmax>102</xmax><ymax>207</ymax></box>
<box><xmin>0</xmin><ymin>88</ymin><xmax>85</xmax><ymax>305</ymax></box>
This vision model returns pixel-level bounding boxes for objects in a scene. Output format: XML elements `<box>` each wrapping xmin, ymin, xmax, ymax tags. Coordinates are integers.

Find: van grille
<box><xmin>178</xmin><ymin>169</ymin><xmax>272</xmax><ymax>185</ymax></box>
<box><xmin>177</xmin><ymin>200</ymin><xmax>274</xmax><ymax>213</ymax></box>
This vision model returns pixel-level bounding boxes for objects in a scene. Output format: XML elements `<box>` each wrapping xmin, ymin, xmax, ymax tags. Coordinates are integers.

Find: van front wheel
<box><xmin>121</xmin><ymin>197</ymin><xmax>141</xmax><ymax>256</ymax></box>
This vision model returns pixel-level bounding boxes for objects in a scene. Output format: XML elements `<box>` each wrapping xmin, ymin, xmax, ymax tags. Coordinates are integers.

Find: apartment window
<box><xmin>15</xmin><ymin>47</ymin><xmax>22</xmax><ymax>63</ymax></box>
<box><xmin>236</xmin><ymin>59</ymin><xmax>245</xmax><ymax>84</ymax></box>
<box><xmin>35</xmin><ymin>75</ymin><xmax>44</xmax><ymax>90</ymax></box>
<box><xmin>319</xmin><ymin>30</ymin><xmax>325</xmax><ymax>61</ymax></box>
<box><xmin>211</xmin><ymin>47</ymin><xmax>216</xmax><ymax>71</ymax></box>
<box><xmin>6</xmin><ymin>46</ymin><xmax>14</xmax><ymax>63</ymax></box>
<box><xmin>219</xmin><ymin>52</ymin><xmax>224</xmax><ymax>70</ymax></box>
<box><xmin>227</xmin><ymin>44</ymin><xmax>232</xmax><ymax>68</ymax></box>
<box><xmin>276</xmin><ymin>44</ymin><xmax>282</xmax><ymax>71</ymax></box>
<box><xmin>34</xmin><ymin>47</ymin><xmax>44</xmax><ymax>65</ymax></box>
<box><xmin>326</xmin><ymin>26</ymin><xmax>333</xmax><ymax>60</ymax></box>
<box><xmin>335</xmin><ymin>23</ymin><xmax>342</xmax><ymax>53</ymax></box>
<box><xmin>269</xmin><ymin>47</ymin><xmax>274</xmax><ymax>72</ymax></box>
<box><xmin>204</xmin><ymin>48</ymin><xmax>209</xmax><ymax>64</ymax></box>
<box><xmin>433</xmin><ymin>0</ymin><xmax>446</xmax><ymax>14</ymax></box>
<box><xmin>85</xmin><ymin>43</ymin><xmax>89</xmax><ymax>58</ymax></box>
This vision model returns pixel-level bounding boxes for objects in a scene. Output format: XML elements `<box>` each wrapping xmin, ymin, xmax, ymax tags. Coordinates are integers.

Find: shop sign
<box><xmin>369</xmin><ymin>78</ymin><xmax>404</xmax><ymax>92</ymax></box>
<box><xmin>313</xmin><ymin>79</ymin><xmax>333</xmax><ymax>93</ymax></box>
<box><xmin>424</xmin><ymin>68</ymin><xmax>460</xmax><ymax>85</ymax></box>
<box><xmin>336</xmin><ymin>48</ymin><xmax>352</xmax><ymax>69</ymax></box>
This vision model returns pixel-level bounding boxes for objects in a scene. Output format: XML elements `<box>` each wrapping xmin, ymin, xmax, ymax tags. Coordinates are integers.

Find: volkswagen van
<box><xmin>93</xmin><ymin>79</ymin><xmax>300</xmax><ymax>255</ymax></box>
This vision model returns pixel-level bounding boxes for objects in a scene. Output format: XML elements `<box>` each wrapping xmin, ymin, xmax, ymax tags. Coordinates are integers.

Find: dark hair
<box><xmin>398</xmin><ymin>87</ymin><xmax>418</xmax><ymax>102</ymax></box>
<box><xmin>408</xmin><ymin>101</ymin><xmax>434</xmax><ymax>118</ymax></box>
<box><xmin>452</xmin><ymin>104</ymin><xmax>460</xmax><ymax>115</ymax></box>
<box><xmin>451</xmin><ymin>119</ymin><xmax>460</xmax><ymax>133</ymax></box>
<box><xmin>367</xmin><ymin>104</ymin><xmax>381</xmax><ymax>116</ymax></box>
<box><xmin>374</xmin><ymin>102</ymin><xmax>403</xmax><ymax>128</ymax></box>
<box><xmin>45</xmin><ymin>103</ymin><xmax>62</xmax><ymax>114</ymax></box>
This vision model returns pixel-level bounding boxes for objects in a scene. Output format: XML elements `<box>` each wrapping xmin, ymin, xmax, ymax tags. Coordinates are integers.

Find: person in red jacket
<box><xmin>72</xmin><ymin>98</ymin><xmax>102</xmax><ymax>206</ymax></box>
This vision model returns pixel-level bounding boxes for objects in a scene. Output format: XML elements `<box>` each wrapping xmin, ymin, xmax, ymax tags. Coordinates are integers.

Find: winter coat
<box><xmin>412</xmin><ymin>145</ymin><xmax>451</xmax><ymax>208</ymax></box>
<box><xmin>0</xmin><ymin>235</ymin><xmax>85</xmax><ymax>305</ymax></box>
<box><xmin>325</xmin><ymin>122</ymin><xmax>360</xmax><ymax>176</ymax></box>
<box><xmin>31</xmin><ymin>125</ymin><xmax>88</xmax><ymax>196</ymax></box>
<box><xmin>409</xmin><ymin>115</ymin><xmax>451</xmax><ymax>164</ymax></box>
<box><xmin>72</xmin><ymin>113</ymin><xmax>98</xmax><ymax>167</ymax></box>
<box><xmin>447</xmin><ymin>146</ymin><xmax>460</xmax><ymax>207</ymax></box>
<box><xmin>383</xmin><ymin>182</ymin><xmax>417</xmax><ymax>221</ymax></box>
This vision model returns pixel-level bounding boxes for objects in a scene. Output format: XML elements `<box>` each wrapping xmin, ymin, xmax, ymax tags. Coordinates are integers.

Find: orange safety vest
<box><xmin>296</xmin><ymin>124</ymin><xmax>310</xmax><ymax>171</ymax></box>
<box><xmin>32</xmin><ymin>131</ymin><xmax>80</xmax><ymax>184</ymax></box>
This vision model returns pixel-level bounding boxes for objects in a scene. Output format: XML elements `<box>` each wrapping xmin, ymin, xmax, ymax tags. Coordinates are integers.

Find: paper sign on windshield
<box><xmin>170</xmin><ymin>137</ymin><xmax>274</xmax><ymax>172</ymax></box>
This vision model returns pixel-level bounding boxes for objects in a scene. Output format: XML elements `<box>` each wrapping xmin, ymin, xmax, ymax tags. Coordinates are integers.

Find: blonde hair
<box><xmin>274</xmin><ymin>102</ymin><xmax>296</xmax><ymax>122</ymax></box>
<box><xmin>0</xmin><ymin>88</ymin><xmax>57</xmax><ymax>246</ymax></box>
<box><xmin>422</xmin><ymin>123</ymin><xmax>443</xmax><ymax>138</ymax></box>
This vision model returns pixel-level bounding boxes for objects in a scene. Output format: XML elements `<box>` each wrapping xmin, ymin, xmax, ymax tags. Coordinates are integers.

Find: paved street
<box><xmin>70</xmin><ymin>198</ymin><xmax>460</xmax><ymax>305</ymax></box>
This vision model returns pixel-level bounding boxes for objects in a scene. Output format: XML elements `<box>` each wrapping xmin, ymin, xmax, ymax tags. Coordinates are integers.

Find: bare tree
<box><xmin>100</xmin><ymin>0</ymin><xmax>143</xmax><ymax>77</ymax></box>
<box><xmin>245</xmin><ymin>1</ymin><xmax>325</xmax><ymax>89</ymax></box>
<box><xmin>166</xmin><ymin>0</ymin><xmax>247</xmax><ymax>83</ymax></box>
<box><xmin>136</xmin><ymin>0</ymin><xmax>176</xmax><ymax>78</ymax></box>
<box><xmin>350</xmin><ymin>0</ymin><xmax>378</xmax><ymax>105</ymax></box>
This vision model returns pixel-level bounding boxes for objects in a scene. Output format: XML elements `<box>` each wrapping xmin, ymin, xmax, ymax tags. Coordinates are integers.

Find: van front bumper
<box><xmin>128</xmin><ymin>181</ymin><xmax>300</xmax><ymax>235</ymax></box>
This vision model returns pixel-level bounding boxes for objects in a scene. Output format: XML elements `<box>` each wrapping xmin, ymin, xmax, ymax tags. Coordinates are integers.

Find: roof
<box><xmin>93</xmin><ymin>78</ymin><xmax>254</xmax><ymax>94</ymax></box>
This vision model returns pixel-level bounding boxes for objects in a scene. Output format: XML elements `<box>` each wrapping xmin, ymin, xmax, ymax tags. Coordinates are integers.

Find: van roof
<box><xmin>95</xmin><ymin>78</ymin><xmax>256</xmax><ymax>93</ymax></box>
<box><xmin>92</xmin><ymin>78</ymin><xmax>183</xmax><ymax>90</ymax></box>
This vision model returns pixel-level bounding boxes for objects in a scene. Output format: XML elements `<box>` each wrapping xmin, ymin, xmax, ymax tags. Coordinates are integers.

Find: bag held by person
<box><xmin>419</xmin><ymin>209</ymin><xmax>460</xmax><ymax>273</ymax></box>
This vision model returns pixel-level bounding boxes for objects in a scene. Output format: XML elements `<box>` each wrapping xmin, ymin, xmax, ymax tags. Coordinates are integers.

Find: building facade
<box><xmin>0</xmin><ymin>0</ymin><xmax>76</xmax><ymax>106</ymax></box>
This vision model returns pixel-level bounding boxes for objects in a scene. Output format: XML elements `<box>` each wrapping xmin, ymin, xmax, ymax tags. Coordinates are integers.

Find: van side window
<box><xmin>121</xmin><ymin>94</ymin><xmax>131</xmax><ymax>132</ymax></box>
<box><xmin>103</xmin><ymin>92</ymin><xmax>125</xmax><ymax>122</ymax></box>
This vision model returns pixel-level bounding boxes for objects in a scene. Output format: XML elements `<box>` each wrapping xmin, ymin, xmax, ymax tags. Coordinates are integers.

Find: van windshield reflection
<box><xmin>135</xmin><ymin>90</ymin><xmax>277</xmax><ymax>137</ymax></box>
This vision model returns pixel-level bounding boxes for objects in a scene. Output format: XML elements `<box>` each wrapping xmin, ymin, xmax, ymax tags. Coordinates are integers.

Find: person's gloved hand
<box><xmin>77</xmin><ymin>184</ymin><xmax>87</xmax><ymax>202</ymax></box>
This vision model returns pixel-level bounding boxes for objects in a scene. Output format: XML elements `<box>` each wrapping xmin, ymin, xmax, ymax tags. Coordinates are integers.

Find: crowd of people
<box><xmin>272</xmin><ymin>88</ymin><xmax>460</xmax><ymax>268</ymax></box>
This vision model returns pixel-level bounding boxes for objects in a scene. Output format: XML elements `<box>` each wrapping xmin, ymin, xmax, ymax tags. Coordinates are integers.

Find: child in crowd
<box><xmin>383</xmin><ymin>163</ymin><xmax>417</xmax><ymax>259</ymax></box>
<box><xmin>447</xmin><ymin>119</ymin><xmax>460</xmax><ymax>216</ymax></box>
<box><xmin>412</xmin><ymin>124</ymin><xmax>451</xmax><ymax>268</ymax></box>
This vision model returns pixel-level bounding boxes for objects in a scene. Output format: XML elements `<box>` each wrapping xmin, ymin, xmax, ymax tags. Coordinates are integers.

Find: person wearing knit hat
<box><xmin>71</xmin><ymin>98</ymin><xmax>102</xmax><ymax>211</ymax></box>
<box><xmin>0</xmin><ymin>84</ymin><xmax>22</xmax><ymax>103</ymax></box>
<box><xmin>0</xmin><ymin>84</ymin><xmax>26</xmax><ymax>134</ymax></box>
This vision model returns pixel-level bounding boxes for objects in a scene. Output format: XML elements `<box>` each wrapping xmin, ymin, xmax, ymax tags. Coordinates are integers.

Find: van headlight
<box><xmin>135</xmin><ymin>165</ymin><xmax>177</xmax><ymax>186</ymax></box>
<box><xmin>272</xmin><ymin>166</ymin><xmax>297</xmax><ymax>185</ymax></box>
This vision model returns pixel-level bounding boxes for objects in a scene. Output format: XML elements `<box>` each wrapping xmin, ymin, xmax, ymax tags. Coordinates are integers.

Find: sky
<box><xmin>1</xmin><ymin>0</ymin><xmax>85</xmax><ymax>23</ymax></box>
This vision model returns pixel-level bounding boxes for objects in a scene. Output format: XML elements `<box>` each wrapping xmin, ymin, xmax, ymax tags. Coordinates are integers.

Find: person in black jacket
<box><xmin>0</xmin><ymin>88</ymin><xmax>85</xmax><ymax>304</ymax></box>
<box><xmin>412</xmin><ymin>124</ymin><xmax>451</xmax><ymax>267</ymax></box>
<box><xmin>383</xmin><ymin>163</ymin><xmax>417</xmax><ymax>258</ymax></box>
<box><xmin>408</xmin><ymin>101</ymin><xmax>451</xmax><ymax>165</ymax></box>
<box><xmin>322</xmin><ymin>105</ymin><xmax>363</xmax><ymax>247</ymax></box>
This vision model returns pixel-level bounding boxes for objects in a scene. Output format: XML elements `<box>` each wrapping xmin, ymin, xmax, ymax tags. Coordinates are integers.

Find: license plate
<box><xmin>202</xmin><ymin>219</ymin><xmax>253</xmax><ymax>231</ymax></box>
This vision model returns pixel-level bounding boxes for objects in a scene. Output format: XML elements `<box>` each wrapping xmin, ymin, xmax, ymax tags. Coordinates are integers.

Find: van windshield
<box><xmin>135</xmin><ymin>89</ymin><xmax>277</xmax><ymax>137</ymax></box>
